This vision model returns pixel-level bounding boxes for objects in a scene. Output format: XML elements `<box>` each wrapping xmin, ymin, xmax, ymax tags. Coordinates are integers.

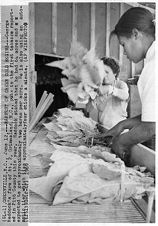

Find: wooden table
<box><xmin>29</xmin><ymin>120</ymin><xmax>155</xmax><ymax>223</ymax></box>
<box><xmin>29</xmin><ymin>191</ymin><xmax>147</xmax><ymax>223</ymax></box>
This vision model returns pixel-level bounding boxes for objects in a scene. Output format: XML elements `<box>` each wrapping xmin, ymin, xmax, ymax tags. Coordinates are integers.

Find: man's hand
<box><xmin>98</xmin><ymin>116</ymin><xmax>141</xmax><ymax>140</ymax></box>
<box><xmin>97</xmin><ymin>124</ymin><xmax>108</xmax><ymax>133</ymax></box>
<box><xmin>111</xmin><ymin>121</ymin><xmax>155</xmax><ymax>161</ymax></box>
<box><xmin>101</xmin><ymin>121</ymin><xmax>125</xmax><ymax>138</ymax></box>
<box><xmin>111</xmin><ymin>135</ymin><xmax>130</xmax><ymax>161</ymax></box>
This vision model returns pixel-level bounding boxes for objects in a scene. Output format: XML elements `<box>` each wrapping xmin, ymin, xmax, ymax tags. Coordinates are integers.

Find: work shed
<box><xmin>29</xmin><ymin>2</ymin><xmax>155</xmax><ymax>119</ymax></box>
<box><xmin>28</xmin><ymin>2</ymin><xmax>155</xmax><ymax>223</ymax></box>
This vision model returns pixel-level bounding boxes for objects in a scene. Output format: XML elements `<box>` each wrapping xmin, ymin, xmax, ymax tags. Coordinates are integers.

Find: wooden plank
<box><xmin>35</xmin><ymin>51</ymin><xmax>64</xmax><ymax>59</ymax></box>
<box><xmin>30</xmin><ymin>70</ymin><xmax>37</xmax><ymax>84</ymax></box>
<box><xmin>35</xmin><ymin>3</ymin><xmax>52</xmax><ymax>53</ymax></box>
<box><xmin>132</xmin><ymin>198</ymin><xmax>155</xmax><ymax>223</ymax></box>
<box><xmin>29</xmin><ymin>198</ymin><xmax>145</xmax><ymax>223</ymax></box>
<box><xmin>109</xmin><ymin>3</ymin><xmax>120</xmax><ymax>60</ymax></box>
<box><xmin>90</xmin><ymin>3</ymin><xmax>96</xmax><ymax>49</ymax></box>
<box><xmin>29</xmin><ymin>93</ymin><xmax>54</xmax><ymax>131</ymax></box>
<box><xmin>105</xmin><ymin>3</ymin><xmax>110</xmax><ymax>57</ymax></box>
<box><xmin>29</xmin><ymin>3</ymin><xmax>36</xmax><ymax>120</ymax></box>
<box><xmin>95</xmin><ymin>3</ymin><xmax>106</xmax><ymax>57</ymax></box>
<box><xmin>119</xmin><ymin>3</ymin><xmax>125</xmax><ymax>65</ymax></box>
<box><xmin>29</xmin><ymin>90</ymin><xmax>48</xmax><ymax>129</ymax></box>
<box><xmin>57</xmin><ymin>3</ymin><xmax>72</xmax><ymax>56</ymax></box>
<box><xmin>130</xmin><ymin>144</ymin><xmax>155</xmax><ymax>175</ymax></box>
<box><xmin>77</xmin><ymin>3</ymin><xmax>91</xmax><ymax>49</ymax></box>
<box><xmin>146</xmin><ymin>190</ymin><xmax>155</xmax><ymax>223</ymax></box>
<box><xmin>72</xmin><ymin>3</ymin><xmax>77</xmax><ymax>43</ymax></box>
<box><xmin>52</xmin><ymin>3</ymin><xmax>57</xmax><ymax>54</ymax></box>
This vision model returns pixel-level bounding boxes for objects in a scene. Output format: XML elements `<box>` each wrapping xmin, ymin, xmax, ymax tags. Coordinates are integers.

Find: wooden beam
<box><xmin>119</xmin><ymin>3</ymin><xmax>125</xmax><ymax>65</ymax></box>
<box><xmin>52</xmin><ymin>3</ymin><xmax>57</xmax><ymax>54</ymax></box>
<box><xmin>35</xmin><ymin>52</ymin><xmax>64</xmax><ymax>59</ymax></box>
<box><xmin>131</xmin><ymin>198</ymin><xmax>155</xmax><ymax>223</ymax></box>
<box><xmin>90</xmin><ymin>3</ymin><xmax>96</xmax><ymax>49</ymax></box>
<box><xmin>29</xmin><ymin>3</ymin><xmax>36</xmax><ymax>121</ymax></box>
<box><xmin>29</xmin><ymin>91</ymin><xmax>48</xmax><ymax>130</ymax></box>
<box><xmin>29</xmin><ymin>92</ymin><xmax>54</xmax><ymax>131</ymax></box>
<box><xmin>105</xmin><ymin>3</ymin><xmax>110</xmax><ymax>57</ymax></box>
<box><xmin>72</xmin><ymin>3</ymin><xmax>77</xmax><ymax>43</ymax></box>
<box><xmin>146</xmin><ymin>189</ymin><xmax>155</xmax><ymax>223</ymax></box>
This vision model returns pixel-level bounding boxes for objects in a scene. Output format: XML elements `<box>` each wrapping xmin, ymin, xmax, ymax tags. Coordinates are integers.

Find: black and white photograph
<box><xmin>0</xmin><ymin>0</ymin><xmax>156</xmax><ymax>225</ymax></box>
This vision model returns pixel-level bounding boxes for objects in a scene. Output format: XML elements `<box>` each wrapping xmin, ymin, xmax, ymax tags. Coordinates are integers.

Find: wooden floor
<box><xmin>29</xmin><ymin>192</ymin><xmax>146</xmax><ymax>223</ymax></box>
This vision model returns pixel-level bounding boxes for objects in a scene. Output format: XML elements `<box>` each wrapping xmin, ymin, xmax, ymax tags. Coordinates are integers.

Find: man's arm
<box><xmin>111</xmin><ymin>121</ymin><xmax>155</xmax><ymax>159</ymax></box>
<box><xmin>98</xmin><ymin>115</ymin><xmax>141</xmax><ymax>138</ymax></box>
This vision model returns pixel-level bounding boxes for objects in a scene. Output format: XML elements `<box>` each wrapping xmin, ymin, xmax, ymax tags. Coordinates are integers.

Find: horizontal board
<box><xmin>29</xmin><ymin>194</ymin><xmax>146</xmax><ymax>223</ymax></box>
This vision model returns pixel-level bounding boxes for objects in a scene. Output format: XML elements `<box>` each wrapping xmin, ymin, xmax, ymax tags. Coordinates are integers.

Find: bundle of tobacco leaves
<box><xmin>29</xmin><ymin>145</ymin><xmax>154</xmax><ymax>205</ymax></box>
<box><xmin>46</xmin><ymin>41</ymin><xmax>105</xmax><ymax>104</ymax></box>
<box><xmin>43</xmin><ymin>108</ymin><xmax>100</xmax><ymax>147</ymax></box>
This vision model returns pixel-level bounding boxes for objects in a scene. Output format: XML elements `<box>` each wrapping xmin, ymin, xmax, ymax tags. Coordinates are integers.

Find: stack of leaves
<box><xmin>29</xmin><ymin>144</ymin><xmax>154</xmax><ymax>205</ymax></box>
<box><xmin>43</xmin><ymin>108</ymin><xmax>99</xmax><ymax>147</ymax></box>
<box><xmin>47</xmin><ymin>42</ymin><xmax>105</xmax><ymax>104</ymax></box>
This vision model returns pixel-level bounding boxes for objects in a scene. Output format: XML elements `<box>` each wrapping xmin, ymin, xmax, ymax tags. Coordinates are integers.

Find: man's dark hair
<box><xmin>112</xmin><ymin>7</ymin><xmax>155</xmax><ymax>38</ymax></box>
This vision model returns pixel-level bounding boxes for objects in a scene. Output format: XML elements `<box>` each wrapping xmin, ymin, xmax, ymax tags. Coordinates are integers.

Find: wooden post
<box><xmin>72</xmin><ymin>3</ymin><xmax>77</xmax><ymax>43</ymax></box>
<box><xmin>90</xmin><ymin>3</ymin><xmax>96</xmax><ymax>49</ymax></box>
<box><xmin>119</xmin><ymin>3</ymin><xmax>125</xmax><ymax>65</ymax></box>
<box><xmin>29</xmin><ymin>3</ymin><xmax>36</xmax><ymax>121</ymax></box>
<box><xmin>146</xmin><ymin>189</ymin><xmax>155</xmax><ymax>223</ymax></box>
<box><xmin>52</xmin><ymin>3</ymin><xmax>57</xmax><ymax>54</ymax></box>
<box><xmin>105</xmin><ymin>3</ymin><xmax>110</xmax><ymax>57</ymax></box>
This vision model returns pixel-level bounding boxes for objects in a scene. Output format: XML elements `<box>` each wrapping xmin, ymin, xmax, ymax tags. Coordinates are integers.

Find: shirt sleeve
<box><xmin>113</xmin><ymin>80</ymin><xmax>129</xmax><ymax>101</ymax></box>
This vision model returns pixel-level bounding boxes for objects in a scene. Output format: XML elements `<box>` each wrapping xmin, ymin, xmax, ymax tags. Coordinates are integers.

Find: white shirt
<box><xmin>87</xmin><ymin>79</ymin><xmax>129</xmax><ymax>129</ymax></box>
<box><xmin>137</xmin><ymin>41</ymin><xmax>155</xmax><ymax>122</ymax></box>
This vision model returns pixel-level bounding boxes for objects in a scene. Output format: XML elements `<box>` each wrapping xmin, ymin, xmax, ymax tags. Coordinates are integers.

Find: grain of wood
<box><xmin>29</xmin><ymin>194</ymin><xmax>146</xmax><ymax>223</ymax></box>
<box><xmin>29</xmin><ymin>91</ymin><xmax>48</xmax><ymax>130</ymax></box>
<box><xmin>29</xmin><ymin>92</ymin><xmax>54</xmax><ymax>131</ymax></box>
<box><xmin>105</xmin><ymin>3</ymin><xmax>110</xmax><ymax>57</ymax></box>
<box><xmin>52</xmin><ymin>3</ymin><xmax>57</xmax><ymax>53</ymax></box>
<box><xmin>90</xmin><ymin>3</ymin><xmax>96</xmax><ymax>49</ymax></box>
